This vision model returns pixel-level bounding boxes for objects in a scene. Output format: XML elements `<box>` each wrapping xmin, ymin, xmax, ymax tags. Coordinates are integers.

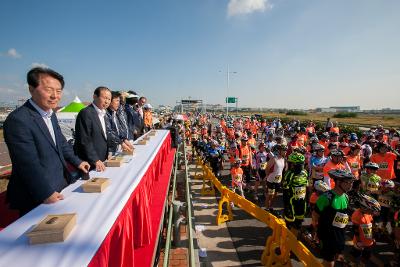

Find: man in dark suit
<box><xmin>4</xmin><ymin>67</ymin><xmax>90</xmax><ymax>215</ymax></box>
<box><xmin>125</xmin><ymin>92</ymin><xmax>144</xmax><ymax>140</ymax></box>
<box><xmin>74</xmin><ymin>87</ymin><xmax>111</xmax><ymax>172</ymax></box>
<box><xmin>106</xmin><ymin>91</ymin><xmax>133</xmax><ymax>154</ymax></box>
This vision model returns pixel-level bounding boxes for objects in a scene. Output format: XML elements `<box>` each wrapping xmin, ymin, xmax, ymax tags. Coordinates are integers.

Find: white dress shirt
<box><xmin>92</xmin><ymin>103</ymin><xmax>107</xmax><ymax>139</ymax></box>
<box><xmin>29</xmin><ymin>99</ymin><xmax>56</xmax><ymax>145</ymax></box>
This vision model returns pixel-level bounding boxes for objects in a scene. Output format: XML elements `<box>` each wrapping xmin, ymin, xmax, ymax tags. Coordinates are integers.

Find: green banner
<box><xmin>226</xmin><ymin>97</ymin><xmax>237</xmax><ymax>103</ymax></box>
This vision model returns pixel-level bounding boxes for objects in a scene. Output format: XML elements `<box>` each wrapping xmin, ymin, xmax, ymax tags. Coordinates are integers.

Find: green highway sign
<box><xmin>226</xmin><ymin>97</ymin><xmax>237</xmax><ymax>103</ymax></box>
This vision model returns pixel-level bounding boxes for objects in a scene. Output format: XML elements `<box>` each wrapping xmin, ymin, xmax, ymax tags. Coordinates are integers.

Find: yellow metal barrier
<box><xmin>193</xmin><ymin>157</ymin><xmax>205</xmax><ymax>180</ymax></box>
<box><xmin>195</xmin><ymin>156</ymin><xmax>322</xmax><ymax>267</ymax></box>
<box><xmin>200</xmin><ymin>166</ymin><xmax>215</xmax><ymax>196</ymax></box>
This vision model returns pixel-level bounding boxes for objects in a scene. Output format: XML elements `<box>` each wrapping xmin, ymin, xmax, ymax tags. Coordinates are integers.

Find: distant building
<box><xmin>175</xmin><ymin>99</ymin><xmax>204</xmax><ymax>113</ymax></box>
<box><xmin>316</xmin><ymin>108</ymin><xmax>337</xmax><ymax>113</ymax></box>
<box><xmin>329</xmin><ymin>106</ymin><xmax>360</xmax><ymax>112</ymax></box>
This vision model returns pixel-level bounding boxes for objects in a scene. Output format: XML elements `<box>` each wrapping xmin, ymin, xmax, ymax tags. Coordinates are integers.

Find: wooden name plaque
<box><xmin>27</xmin><ymin>213</ymin><xmax>77</xmax><ymax>245</ymax></box>
<box><xmin>82</xmin><ymin>177</ymin><xmax>110</xmax><ymax>193</ymax></box>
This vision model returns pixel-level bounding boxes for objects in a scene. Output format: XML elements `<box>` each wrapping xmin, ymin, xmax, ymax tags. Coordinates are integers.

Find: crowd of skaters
<box><xmin>183</xmin><ymin>113</ymin><xmax>400</xmax><ymax>267</ymax></box>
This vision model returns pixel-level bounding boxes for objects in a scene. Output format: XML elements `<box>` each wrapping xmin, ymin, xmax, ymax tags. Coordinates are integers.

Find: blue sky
<box><xmin>1</xmin><ymin>0</ymin><xmax>399</xmax><ymax>109</ymax></box>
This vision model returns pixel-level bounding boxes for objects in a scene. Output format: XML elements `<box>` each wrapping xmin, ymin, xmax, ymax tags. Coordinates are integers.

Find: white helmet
<box><xmin>381</xmin><ymin>179</ymin><xmax>395</xmax><ymax>189</ymax></box>
<box><xmin>314</xmin><ymin>180</ymin><xmax>330</xmax><ymax>192</ymax></box>
<box><xmin>143</xmin><ymin>103</ymin><xmax>153</xmax><ymax>109</ymax></box>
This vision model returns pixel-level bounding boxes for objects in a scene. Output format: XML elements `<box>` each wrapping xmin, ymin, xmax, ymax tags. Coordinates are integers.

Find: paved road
<box><xmin>0</xmin><ymin>142</ymin><xmax>11</xmax><ymax>166</ymax></box>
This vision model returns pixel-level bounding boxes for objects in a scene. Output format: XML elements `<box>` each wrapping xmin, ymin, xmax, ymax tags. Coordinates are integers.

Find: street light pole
<box><xmin>226</xmin><ymin>65</ymin><xmax>229</xmax><ymax>116</ymax></box>
<box><xmin>224</xmin><ymin>65</ymin><xmax>237</xmax><ymax>117</ymax></box>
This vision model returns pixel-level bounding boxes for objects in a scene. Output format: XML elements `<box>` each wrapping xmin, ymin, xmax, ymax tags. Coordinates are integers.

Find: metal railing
<box><xmin>162</xmin><ymin>143</ymin><xmax>196</xmax><ymax>267</ymax></box>
<box><xmin>183</xmin><ymin>142</ymin><xmax>196</xmax><ymax>266</ymax></box>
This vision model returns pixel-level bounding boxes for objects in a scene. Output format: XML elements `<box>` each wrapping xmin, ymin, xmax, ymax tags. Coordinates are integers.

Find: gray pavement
<box><xmin>0</xmin><ymin>142</ymin><xmax>10</xmax><ymax>166</ymax></box>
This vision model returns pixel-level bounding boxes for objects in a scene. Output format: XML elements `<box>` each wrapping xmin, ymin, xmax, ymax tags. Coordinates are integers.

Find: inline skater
<box><xmin>312</xmin><ymin>169</ymin><xmax>355</xmax><ymax>267</ymax></box>
<box><xmin>282</xmin><ymin>152</ymin><xmax>308</xmax><ymax>234</ymax></box>
<box><xmin>264</xmin><ymin>144</ymin><xmax>287</xmax><ymax>209</ymax></box>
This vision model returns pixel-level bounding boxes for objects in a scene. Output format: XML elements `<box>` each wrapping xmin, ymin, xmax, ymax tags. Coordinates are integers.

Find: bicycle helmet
<box><xmin>241</xmin><ymin>135</ymin><xmax>249</xmax><ymax>141</ymax></box>
<box><xmin>355</xmin><ymin>193</ymin><xmax>381</xmax><ymax>213</ymax></box>
<box><xmin>273</xmin><ymin>144</ymin><xmax>288</xmax><ymax>152</ymax></box>
<box><xmin>381</xmin><ymin>179</ymin><xmax>395</xmax><ymax>189</ymax></box>
<box><xmin>234</xmin><ymin>158</ymin><xmax>242</xmax><ymax>165</ymax></box>
<box><xmin>229</xmin><ymin>142</ymin><xmax>237</xmax><ymax>149</ymax></box>
<box><xmin>309</xmin><ymin>136</ymin><xmax>319</xmax><ymax>144</ymax></box>
<box><xmin>314</xmin><ymin>180</ymin><xmax>330</xmax><ymax>192</ymax></box>
<box><xmin>328</xmin><ymin>169</ymin><xmax>355</xmax><ymax>181</ymax></box>
<box><xmin>320</xmin><ymin>132</ymin><xmax>329</xmax><ymax>139</ymax></box>
<box><xmin>288</xmin><ymin>152</ymin><xmax>305</xmax><ymax>164</ymax></box>
<box><xmin>211</xmin><ymin>140</ymin><xmax>219</xmax><ymax>146</ymax></box>
<box><xmin>364</xmin><ymin>162</ymin><xmax>379</xmax><ymax>170</ymax></box>
<box><xmin>350</xmin><ymin>133</ymin><xmax>358</xmax><ymax>141</ymax></box>
<box><xmin>330</xmin><ymin>149</ymin><xmax>344</xmax><ymax>157</ymax></box>
<box><xmin>294</xmin><ymin>146</ymin><xmax>307</xmax><ymax>154</ymax></box>
<box><xmin>314</xmin><ymin>144</ymin><xmax>325</xmax><ymax>151</ymax></box>
<box><xmin>349</xmin><ymin>143</ymin><xmax>361</xmax><ymax>150</ymax></box>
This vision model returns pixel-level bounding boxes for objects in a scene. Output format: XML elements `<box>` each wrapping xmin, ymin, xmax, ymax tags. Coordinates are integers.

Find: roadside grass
<box><xmin>239</xmin><ymin>112</ymin><xmax>400</xmax><ymax>128</ymax></box>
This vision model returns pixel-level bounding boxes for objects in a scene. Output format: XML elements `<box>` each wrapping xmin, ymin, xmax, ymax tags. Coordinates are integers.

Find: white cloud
<box><xmin>227</xmin><ymin>0</ymin><xmax>273</xmax><ymax>17</ymax></box>
<box><xmin>0</xmin><ymin>48</ymin><xmax>22</xmax><ymax>58</ymax></box>
<box><xmin>31</xmin><ymin>62</ymin><xmax>49</xmax><ymax>68</ymax></box>
<box><xmin>6</xmin><ymin>48</ymin><xmax>22</xmax><ymax>58</ymax></box>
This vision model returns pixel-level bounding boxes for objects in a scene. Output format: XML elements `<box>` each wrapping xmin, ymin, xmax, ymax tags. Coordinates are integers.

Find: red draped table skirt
<box><xmin>89</xmin><ymin>133</ymin><xmax>175</xmax><ymax>267</ymax></box>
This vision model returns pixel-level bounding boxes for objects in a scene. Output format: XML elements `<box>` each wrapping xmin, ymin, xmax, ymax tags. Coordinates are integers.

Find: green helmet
<box><xmin>288</xmin><ymin>152</ymin><xmax>305</xmax><ymax>164</ymax></box>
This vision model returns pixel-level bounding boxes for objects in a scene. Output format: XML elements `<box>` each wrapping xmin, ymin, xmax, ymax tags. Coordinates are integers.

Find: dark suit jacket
<box><xmin>125</xmin><ymin>104</ymin><xmax>144</xmax><ymax>138</ymax></box>
<box><xmin>106</xmin><ymin>109</ymin><xmax>127</xmax><ymax>153</ymax></box>
<box><xmin>4</xmin><ymin>101</ymin><xmax>82</xmax><ymax>213</ymax></box>
<box><xmin>74</xmin><ymin>104</ymin><xmax>108</xmax><ymax>166</ymax></box>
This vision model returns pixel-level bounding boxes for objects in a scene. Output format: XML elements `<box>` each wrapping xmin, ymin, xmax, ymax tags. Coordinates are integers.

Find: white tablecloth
<box><xmin>0</xmin><ymin>130</ymin><xmax>169</xmax><ymax>267</ymax></box>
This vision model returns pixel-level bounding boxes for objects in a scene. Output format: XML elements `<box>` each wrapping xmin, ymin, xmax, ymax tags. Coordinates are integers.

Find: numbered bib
<box><xmin>294</xmin><ymin>186</ymin><xmax>306</xmax><ymax>199</ymax></box>
<box><xmin>351</xmin><ymin>162</ymin><xmax>359</xmax><ymax>168</ymax></box>
<box><xmin>234</xmin><ymin>174</ymin><xmax>242</xmax><ymax>182</ymax></box>
<box><xmin>360</xmin><ymin>223</ymin><xmax>373</xmax><ymax>239</ymax></box>
<box><xmin>332</xmin><ymin>212</ymin><xmax>349</xmax><ymax>228</ymax></box>
<box><xmin>367</xmin><ymin>182</ymin><xmax>379</xmax><ymax>192</ymax></box>
<box><xmin>260</xmin><ymin>162</ymin><xmax>267</xmax><ymax>170</ymax></box>
<box><xmin>378</xmin><ymin>195</ymin><xmax>392</xmax><ymax>208</ymax></box>
<box><xmin>378</xmin><ymin>162</ymin><xmax>389</xmax><ymax>170</ymax></box>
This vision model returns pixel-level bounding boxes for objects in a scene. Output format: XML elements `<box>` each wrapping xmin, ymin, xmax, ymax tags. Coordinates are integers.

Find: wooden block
<box><xmin>137</xmin><ymin>140</ymin><xmax>147</xmax><ymax>145</ymax></box>
<box><xmin>148</xmin><ymin>131</ymin><xmax>156</xmax><ymax>136</ymax></box>
<box><xmin>122</xmin><ymin>149</ymin><xmax>134</xmax><ymax>156</ymax></box>
<box><xmin>105</xmin><ymin>157</ymin><xmax>123</xmax><ymax>167</ymax></box>
<box><xmin>143</xmin><ymin>136</ymin><xmax>150</xmax><ymax>141</ymax></box>
<box><xmin>82</xmin><ymin>178</ymin><xmax>110</xmax><ymax>193</ymax></box>
<box><xmin>27</xmin><ymin>213</ymin><xmax>77</xmax><ymax>245</ymax></box>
